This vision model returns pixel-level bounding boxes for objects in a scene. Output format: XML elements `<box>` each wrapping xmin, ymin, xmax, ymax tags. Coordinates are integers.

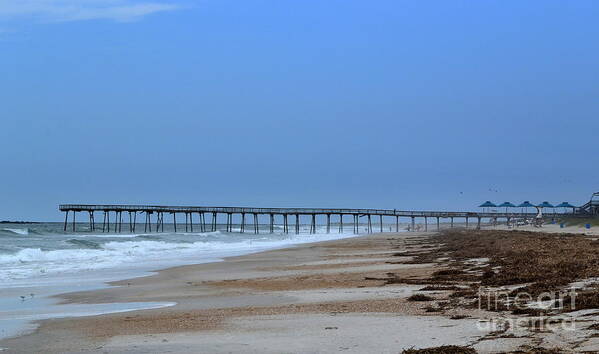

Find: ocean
<box><xmin>0</xmin><ymin>221</ymin><xmax>365</xmax><ymax>340</ymax></box>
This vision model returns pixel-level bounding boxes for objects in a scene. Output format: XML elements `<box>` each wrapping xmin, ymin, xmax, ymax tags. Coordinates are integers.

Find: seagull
<box><xmin>20</xmin><ymin>296</ymin><xmax>26</xmax><ymax>301</ymax></box>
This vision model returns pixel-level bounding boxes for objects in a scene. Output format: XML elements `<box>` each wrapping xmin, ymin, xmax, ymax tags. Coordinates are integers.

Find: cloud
<box><xmin>0</xmin><ymin>0</ymin><xmax>180</xmax><ymax>23</ymax></box>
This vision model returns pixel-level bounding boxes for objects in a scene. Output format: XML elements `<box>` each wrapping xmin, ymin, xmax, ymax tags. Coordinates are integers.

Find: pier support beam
<box><xmin>63</xmin><ymin>211</ymin><xmax>69</xmax><ymax>232</ymax></box>
<box><xmin>199</xmin><ymin>213</ymin><xmax>206</xmax><ymax>232</ymax></box>
<box><xmin>354</xmin><ymin>215</ymin><xmax>358</xmax><ymax>234</ymax></box>
<box><xmin>437</xmin><ymin>217</ymin><xmax>440</xmax><ymax>231</ymax></box>
<box><xmin>339</xmin><ymin>214</ymin><xmax>344</xmax><ymax>233</ymax></box>
<box><xmin>310</xmin><ymin>214</ymin><xmax>316</xmax><ymax>234</ymax></box>
<box><xmin>411</xmin><ymin>217</ymin><xmax>415</xmax><ymax>232</ymax></box>
<box><xmin>270</xmin><ymin>214</ymin><xmax>274</xmax><ymax>233</ymax></box>
<box><xmin>466</xmin><ymin>217</ymin><xmax>469</xmax><ymax>229</ymax></box>
<box><xmin>89</xmin><ymin>211</ymin><xmax>95</xmax><ymax>232</ymax></box>
<box><xmin>156</xmin><ymin>212</ymin><xmax>162</xmax><ymax>232</ymax></box>
<box><xmin>102</xmin><ymin>211</ymin><xmax>107</xmax><ymax>232</ymax></box>
<box><xmin>173</xmin><ymin>213</ymin><xmax>177</xmax><ymax>232</ymax></box>
<box><xmin>129</xmin><ymin>211</ymin><xmax>137</xmax><ymax>233</ymax></box>
<box><xmin>396</xmin><ymin>216</ymin><xmax>399</xmax><ymax>232</ymax></box>
<box><xmin>477</xmin><ymin>217</ymin><xmax>481</xmax><ymax>230</ymax></box>
<box><xmin>451</xmin><ymin>217</ymin><xmax>454</xmax><ymax>228</ymax></box>
<box><xmin>379</xmin><ymin>215</ymin><xmax>383</xmax><ymax>233</ymax></box>
<box><xmin>240</xmin><ymin>213</ymin><xmax>245</xmax><ymax>233</ymax></box>
<box><xmin>128</xmin><ymin>212</ymin><xmax>133</xmax><ymax>233</ymax></box>
<box><xmin>253</xmin><ymin>213</ymin><xmax>259</xmax><ymax>234</ymax></box>
<box><xmin>212</xmin><ymin>212</ymin><xmax>217</xmax><ymax>232</ymax></box>
<box><xmin>367</xmin><ymin>215</ymin><xmax>372</xmax><ymax>233</ymax></box>
<box><xmin>144</xmin><ymin>212</ymin><xmax>150</xmax><ymax>233</ymax></box>
<box><xmin>326</xmin><ymin>214</ymin><xmax>331</xmax><ymax>234</ymax></box>
<box><xmin>283</xmin><ymin>214</ymin><xmax>288</xmax><ymax>234</ymax></box>
<box><xmin>424</xmin><ymin>217</ymin><xmax>428</xmax><ymax>231</ymax></box>
<box><xmin>295</xmin><ymin>214</ymin><xmax>300</xmax><ymax>234</ymax></box>
<box><xmin>72</xmin><ymin>211</ymin><xmax>76</xmax><ymax>232</ymax></box>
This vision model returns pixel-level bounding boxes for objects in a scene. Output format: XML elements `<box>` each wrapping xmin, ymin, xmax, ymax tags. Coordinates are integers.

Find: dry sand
<box><xmin>2</xmin><ymin>230</ymin><xmax>597</xmax><ymax>353</ymax></box>
<box><xmin>494</xmin><ymin>222</ymin><xmax>599</xmax><ymax>236</ymax></box>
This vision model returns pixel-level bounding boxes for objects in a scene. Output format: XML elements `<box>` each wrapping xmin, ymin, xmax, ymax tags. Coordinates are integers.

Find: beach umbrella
<box><xmin>479</xmin><ymin>201</ymin><xmax>496</xmax><ymax>213</ymax></box>
<box><xmin>555</xmin><ymin>202</ymin><xmax>576</xmax><ymax>214</ymax></box>
<box><xmin>518</xmin><ymin>201</ymin><xmax>535</xmax><ymax>214</ymax></box>
<box><xmin>497</xmin><ymin>202</ymin><xmax>516</xmax><ymax>214</ymax></box>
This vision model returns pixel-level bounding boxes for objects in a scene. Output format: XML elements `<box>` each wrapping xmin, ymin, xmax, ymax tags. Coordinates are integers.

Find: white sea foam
<box><xmin>0</xmin><ymin>232</ymin><xmax>356</xmax><ymax>282</ymax></box>
<box><xmin>76</xmin><ymin>230</ymin><xmax>223</xmax><ymax>238</ymax></box>
<box><xmin>1</xmin><ymin>228</ymin><xmax>29</xmax><ymax>236</ymax></box>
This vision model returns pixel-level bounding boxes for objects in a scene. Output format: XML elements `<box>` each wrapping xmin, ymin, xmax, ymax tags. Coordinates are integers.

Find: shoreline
<box><xmin>4</xmin><ymin>226</ymin><xmax>599</xmax><ymax>353</ymax></box>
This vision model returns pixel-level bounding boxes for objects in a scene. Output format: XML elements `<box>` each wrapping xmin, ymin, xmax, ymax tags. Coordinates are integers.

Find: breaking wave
<box><xmin>0</xmin><ymin>232</ymin><xmax>355</xmax><ymax>282</ymax></box>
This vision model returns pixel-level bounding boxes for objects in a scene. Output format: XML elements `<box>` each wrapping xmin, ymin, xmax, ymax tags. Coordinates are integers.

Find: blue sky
<box><xmin>1</xmin><ymin>0</ymin><xmax>598</xmax><ymax>220</ymax></box>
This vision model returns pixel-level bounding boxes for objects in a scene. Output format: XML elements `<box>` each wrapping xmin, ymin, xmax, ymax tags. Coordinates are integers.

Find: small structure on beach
<box><xmin>518</xmin><ymin>201</ymin><xmax>535</xmax><ymax>214</ymax></box>
<box><xmin>497</xmin><ymin>202</ymin><xmax>516</xmax><ymax>213</ymax></box>
<box><xmin>555</xmin><ymin>202</ymin><xmax>576</xmax><ymax>214</ymax></box>
<box><xmin>537</xmin><ymin>201</ymin><xmax>555</xmax><ymax>217</ymax></box>
<box><xmin>478</xmin><ymin>201</ymin><xmax>496</xmax><ymax>213</ymax></box>
<box><xmin>537</xmin><ymin>201</ymin><xmax>555</xmax><ymax>209</ymax></box>
<box><xmin>578</xmin><ymin>193</ymin><xmax>599</xmax><ymax>215</ymax></box>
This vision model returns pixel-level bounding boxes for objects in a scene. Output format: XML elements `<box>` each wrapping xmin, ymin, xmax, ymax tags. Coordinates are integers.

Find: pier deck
<box><xmin>59</xmin><ymin>204</ymin><xmax>565</xmax><ymax>234</ymax></box>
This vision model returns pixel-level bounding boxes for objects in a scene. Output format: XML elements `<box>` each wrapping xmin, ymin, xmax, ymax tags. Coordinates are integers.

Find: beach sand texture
<box><xmin>2</xmin><ymin>230</ymin><xmax>599</xmax><ymax>353</ymax></box>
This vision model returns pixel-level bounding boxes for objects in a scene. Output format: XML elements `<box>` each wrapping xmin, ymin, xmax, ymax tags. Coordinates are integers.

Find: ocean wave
<box><xmin>66</xmin><ymin>239</ymin><xmax>102</xmax><ymax>249</ymax></box>
<box><xmin>0</xmin><ymin>232</ymin><xmax>356</xmax><ymax>282</ymax></box>
<box><xmin>74</xmin><ymin>230</ymin><xmax>224</xmax><ymax>238</ymax></box>
<box><xmin>1</xmin><ymin>228</ymin><xmax>29</xmax><ymax>236</ymax></box>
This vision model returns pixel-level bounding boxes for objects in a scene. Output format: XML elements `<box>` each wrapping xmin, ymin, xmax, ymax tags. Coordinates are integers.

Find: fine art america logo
<box><xmin>475</xmin><ymin>287</ymin><xmax>578</xmax><ymax>332</ymax></box>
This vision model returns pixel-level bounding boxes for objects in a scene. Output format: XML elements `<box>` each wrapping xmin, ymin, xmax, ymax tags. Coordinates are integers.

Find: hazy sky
<box><xmin>1</xmin><ymin>0</ymin><xmax>598</xmax><ymax>220</ymax></box>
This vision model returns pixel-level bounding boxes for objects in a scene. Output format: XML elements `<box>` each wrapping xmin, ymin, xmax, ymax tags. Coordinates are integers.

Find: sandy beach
<box><xmin>0</xmin><ymin>231</ymin><xmax>482</xmax><ymax>353</ymax></box>
<box><xmin>4</xmin><ymin>228</ymin><xmax>599</xmax><ymax>353</ymax></box>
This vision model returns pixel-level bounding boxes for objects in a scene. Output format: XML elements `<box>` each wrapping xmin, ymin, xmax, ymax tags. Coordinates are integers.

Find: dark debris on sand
<box><xmin>381</xmin><ymin>229</ymin><xmax>599</xmax><ymax>312</ymax></box>
<box><xmin>401</xmin><ymin>345</ymin><xmax>476</xmax><ymax>354</ymax></box>
<box><xmin>401</xmin><ymin>345</ymin><xmax>565</xmax><ymax>354</ymax></box>
<box><xmin>406</xmin><ymin>294</ymin><xmax>434</xmax><ymax>302</ymax></box>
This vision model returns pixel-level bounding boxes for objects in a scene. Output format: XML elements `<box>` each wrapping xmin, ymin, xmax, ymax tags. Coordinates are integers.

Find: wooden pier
<box><xmin>58</xmin><ymin>204</ymin><xmax>558</xmax><ymax>234</ymax></box>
